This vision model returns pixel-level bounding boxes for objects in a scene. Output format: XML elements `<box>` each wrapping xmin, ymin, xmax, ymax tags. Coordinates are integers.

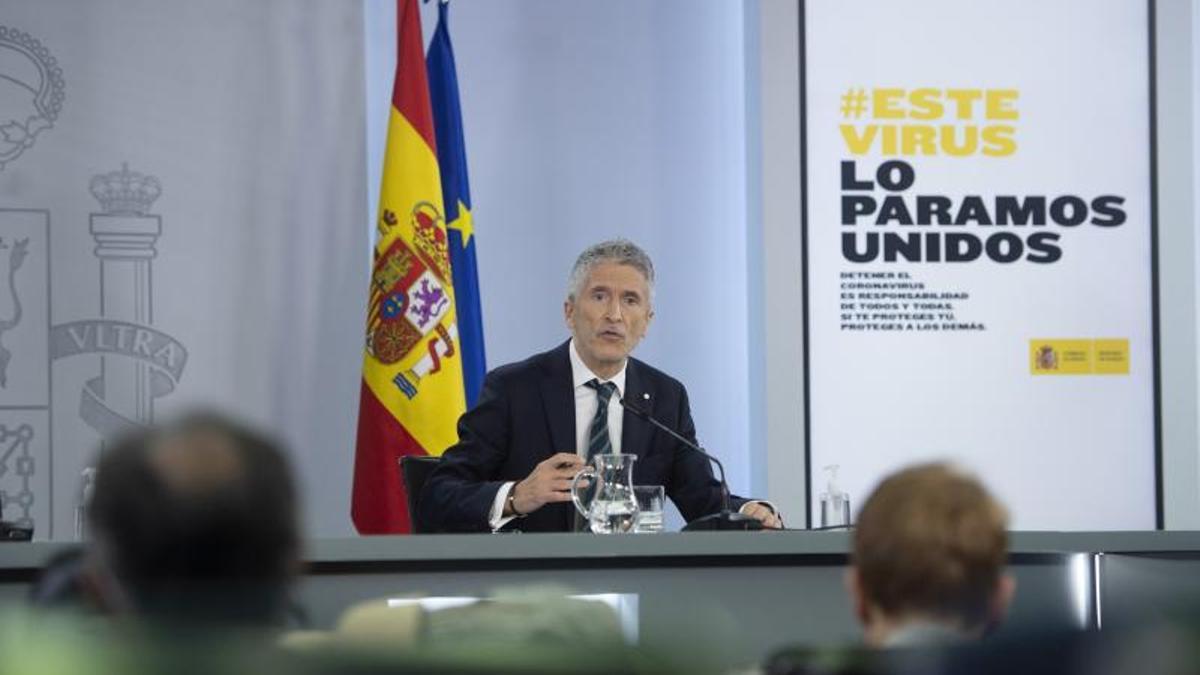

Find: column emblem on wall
<box><xmin>0</xmin><ymin>160</ymin><xmax>193</xmax><ymax>536</ymax></box>
<box><xmin>50</xmin><ymin>163</ymin><xmax>190</xmax><ymax>436</ymax></box>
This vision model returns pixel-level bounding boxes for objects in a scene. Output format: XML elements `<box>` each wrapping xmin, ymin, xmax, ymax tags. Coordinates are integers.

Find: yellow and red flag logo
<box><xmin>352</xmin><ymin>0</ymin><xmax>466</xmax><ymax>534</ymax></box>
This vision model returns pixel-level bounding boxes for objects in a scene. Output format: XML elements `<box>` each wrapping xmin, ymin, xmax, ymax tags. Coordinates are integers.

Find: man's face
<box><xmin>564</xmin><ymin>261</ymin><xmax>653</xmax><ymax>378</ymax></box>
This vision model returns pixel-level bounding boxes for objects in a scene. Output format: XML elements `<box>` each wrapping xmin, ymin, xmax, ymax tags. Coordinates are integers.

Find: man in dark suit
<box><xmin>419</xmin><ymin>239</ymin><xmax>780</xmax><ymax>532</ymax></box>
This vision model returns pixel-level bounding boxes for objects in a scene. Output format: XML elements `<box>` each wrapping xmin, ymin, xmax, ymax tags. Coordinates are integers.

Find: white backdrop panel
<box><xmin>804</xmin><ymin>0</ymin><xmax>1156</xmax><ymax>530</ymax></box>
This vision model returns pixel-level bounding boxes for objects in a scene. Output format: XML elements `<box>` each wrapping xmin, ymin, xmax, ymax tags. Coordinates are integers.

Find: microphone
<box><xmin>618</xmin><ymin>395</ymin><xmax>762</xmax><ymax>531</ymax></box>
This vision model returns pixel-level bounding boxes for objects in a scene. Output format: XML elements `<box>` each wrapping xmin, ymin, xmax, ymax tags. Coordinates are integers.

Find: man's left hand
<box><xmin>741</xmin><ymin>501</ymin><xmax>783</xmax><ymax>529</ymax></box>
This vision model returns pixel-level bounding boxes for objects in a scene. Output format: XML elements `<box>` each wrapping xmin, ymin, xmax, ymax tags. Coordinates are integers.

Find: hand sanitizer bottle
<box><xmin>74</xmin><ymin>467</ymin><xmax>96</xmax><ymax>541</ymax></box>
<box><xmin>819</xmin><ymin>465</ymin><xmax>851</xmax><ymax>529</ymax></box>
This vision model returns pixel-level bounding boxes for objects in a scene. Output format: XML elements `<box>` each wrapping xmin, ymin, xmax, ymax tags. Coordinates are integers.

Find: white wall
<box><xmin>1193</xmin><ymin>0</ymin><xmax>1200</xmax><ymax>527</ymax></box>
<box><xmin>758</xmin><ymin>0</ymin><xmax>807</xmax><ymax>523</ymax></box>
<box><xmin>1159</xmin><ymin>0</ymin><xmax>1199</xmax><ymax>528</ymax></box>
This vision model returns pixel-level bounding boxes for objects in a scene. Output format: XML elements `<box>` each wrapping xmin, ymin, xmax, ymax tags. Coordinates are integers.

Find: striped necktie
<box><xmin>584</xmin><ymin>379</ymin><xmax>617</xmax><ymax>460</ymax></box>
<box><xmin>575</xmin><ymin>379</ymin><xmax>617</xmax><ymax>532</ymax></box>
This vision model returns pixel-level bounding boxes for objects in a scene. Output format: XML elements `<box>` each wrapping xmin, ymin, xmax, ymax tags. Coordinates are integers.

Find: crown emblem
<box><xmin>0</xmin><ymin>25</ymin><xmax>66</xmax><ymax>169</ymax></box>
<box><xmin>411</xmin><ymin>201</ymin><xmax>451</xmax><ymax>282</ymax></box>
<box><xmin>89</xmin><ymin>163</ymin><xmax>162</xmax><ymax>215</ymax></box>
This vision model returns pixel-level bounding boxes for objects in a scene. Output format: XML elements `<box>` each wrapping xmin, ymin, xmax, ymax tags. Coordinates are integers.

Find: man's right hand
<box><xmin>509</xmin><ymin>452</ymin><xmax>585</xmax><ymax>515</ymax></box>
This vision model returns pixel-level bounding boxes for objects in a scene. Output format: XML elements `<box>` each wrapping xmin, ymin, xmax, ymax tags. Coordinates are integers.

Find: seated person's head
<box><xmin>847</xmin><ymin>462</ymin><xmax>1014</xmax><ymax>647</ymax></box>
<box><xmin>86</xmin><ymin>411</ymin><xmax>299</xmax><ymax>626</ymax></box>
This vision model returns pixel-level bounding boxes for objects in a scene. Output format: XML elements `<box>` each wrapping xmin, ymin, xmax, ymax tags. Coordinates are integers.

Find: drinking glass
<box><xmin>632</xmin><ymin>485</ymin><xmax>665</xmax><ymax>533</ymax></box>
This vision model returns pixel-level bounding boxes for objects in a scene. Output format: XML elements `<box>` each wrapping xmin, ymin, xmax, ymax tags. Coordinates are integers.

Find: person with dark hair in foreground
<box><xmin>84</xmin><ymin>412</ymin><xmax>300</xmax><ymax>627</ymax></box>
<box><xmin>847</xmin><ymin>462</ymin><xmax>1015</xmax><ymax>647</ymax></box>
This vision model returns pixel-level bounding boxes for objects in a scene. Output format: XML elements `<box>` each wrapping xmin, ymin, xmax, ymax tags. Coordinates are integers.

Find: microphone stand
<box><xmin>619</xmin><ymin>396</ymin><xmax>762</xmax><ymax>531</ymax></box>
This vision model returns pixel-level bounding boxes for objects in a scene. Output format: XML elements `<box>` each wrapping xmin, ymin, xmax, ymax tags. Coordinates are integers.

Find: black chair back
<box><xmin>400</xmin><ymin>455</ymin><xmax>442</xmax><ymax>533</ymax></box>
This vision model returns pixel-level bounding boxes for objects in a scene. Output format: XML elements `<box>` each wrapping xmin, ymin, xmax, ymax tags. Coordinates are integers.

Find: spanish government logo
<box><xmin>1034</xmin><ymin>344</ymin><xmax>1058</xmax><ymax>371</ymax></box>
<box><xmin>0</xmin><ymin>25</ymin><xmax>65</xmax><ymax>170</ymax></box>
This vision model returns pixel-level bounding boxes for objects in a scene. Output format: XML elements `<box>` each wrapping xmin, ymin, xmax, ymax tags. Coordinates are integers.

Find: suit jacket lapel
<box><xmin>621</xmin><ymin>358</ymin><xmax>653</xmax><ymax>459</ymax></box>
<box><xmin>539</xmin><ymin>341</ymin><xmax>576</xmax><ymax>458</ymax></box>
<box><xmin>538</xmin><ymin>341</ymin><xmax>577</xmax><ymax>531</ymax></box>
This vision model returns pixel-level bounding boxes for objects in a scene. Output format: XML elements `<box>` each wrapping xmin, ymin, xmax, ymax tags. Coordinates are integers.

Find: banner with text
<box><xmin>804</xmin><ymin>0</ymin><xmax>1156</xmax><ymax>529</ymax></box>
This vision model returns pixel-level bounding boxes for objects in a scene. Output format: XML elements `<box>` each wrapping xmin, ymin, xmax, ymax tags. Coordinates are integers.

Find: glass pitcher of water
<box><xmin>570</xmin><ymin>453</ymin><xmax>639</xmax><ymax>534</ymax></box>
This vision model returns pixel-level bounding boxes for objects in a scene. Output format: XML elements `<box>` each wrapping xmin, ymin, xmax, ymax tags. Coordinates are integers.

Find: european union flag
<box><xmin>428</xmin><ymin>0</ymin><xmax>485</xmax><ymax>407</ymax></box>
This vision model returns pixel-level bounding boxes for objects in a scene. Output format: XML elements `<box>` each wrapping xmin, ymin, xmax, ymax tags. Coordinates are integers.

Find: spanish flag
<box><xmin>352</xmin><ymin>0</ymin><xmax>466</xmax><ymax>534</ymax></box>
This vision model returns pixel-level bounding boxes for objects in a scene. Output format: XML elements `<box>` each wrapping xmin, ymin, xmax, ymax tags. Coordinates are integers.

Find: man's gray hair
<box><xmin>566</xmin><ymin>239</ymin><xmax>655</xmax><ymax>302</ymax></box>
